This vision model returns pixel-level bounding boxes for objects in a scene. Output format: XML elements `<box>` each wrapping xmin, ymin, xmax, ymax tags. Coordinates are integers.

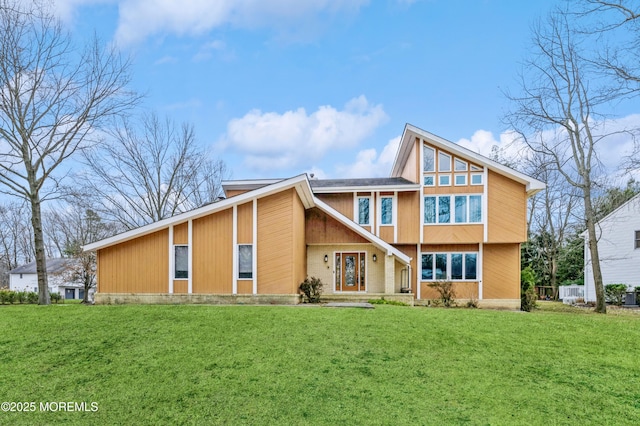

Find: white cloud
<box><xmin>219</xmin><ymin>96</ymin><xmax>387</xmax><ymax>173</ymax></box>
<box><xmin>335</xmin><ymin>136</ymin><xmax>400</xmax><ymax>178</ymax></box>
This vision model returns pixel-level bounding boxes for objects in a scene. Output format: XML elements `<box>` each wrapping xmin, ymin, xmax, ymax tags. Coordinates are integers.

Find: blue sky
<box><xmin>52</xmin><ymin>0</ymin><xmax>612</xmax><ymax>180</ymax></box>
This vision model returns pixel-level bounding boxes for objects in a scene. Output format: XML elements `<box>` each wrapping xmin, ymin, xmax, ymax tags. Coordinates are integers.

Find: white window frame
<box><xmin>438</xmin><ymin>152</ymin><xmax>452</xmax><ymax>172</ymax></box>
<box><xmin>423</xmin><ymin>145</ymin><xmax>436</xmax><ymax>172</ymax></box>
<box><xmin>421</xmin><ymin>252</ymin><xmax>479</xmax><ymax>282</ymax></box>
<box><xmin>356</xmin><ymin>196</ymin><xmax>371</xmax><ymax>226</ymax></box>
<box><xmin>238</xmin><ymin>244</ymin><xmax>253</xmax><ymax>280</ymax></box>
<box><xmin>439</xmin><ymin>174</ymin><xmax>451</xmax><ymax>186</ymax></box>
<box><xmin>423</xmin><ymin>174</ymin><xmax>435</xmax><ymax>187</ymax></box>
<box><xmin>173</xmin><ymin>245</ymin><xmax>189</xmax><ymax>280</ymax></box>
<box><xmin>424</xmin><ymin>195</ymin><xmax>483</xmax><ymax>225</ymax></box>
<box><xmin>471</xmin><ymin>173</ymin><xmax>483</xmax><ymax>185</ymax></box>
<box><xmin>454</xmin><ymin>174</ymin><xmax>467</xmax><ymax>186</ymax></box>
<box><xmin>454</xmin><ymin>158</ymin><xmax>468</xmax><ymax>172</ymax></box>
<box><xmin>380</xmin><ymin>196</ymin><xmax>394</xmax><ymax>226</ymax></box>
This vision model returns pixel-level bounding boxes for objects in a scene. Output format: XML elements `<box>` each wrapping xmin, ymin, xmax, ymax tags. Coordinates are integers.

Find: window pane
<box><xmin>455</xmin><ymin>174</ymin><xmax>466</xmax><ymax>185</ymax></box>
<box><xmin>435</xmin><ymin>254</ymin><xmax>447</xmax><ymax>280</ymax></box>
<box><xmin>451</xmin><ymin>254</ymin><xmax>463</xmax><ymax>280</ymax></box>
<box><xmin>424</xmin><ymin>175</ymin><xmax>434</xmax><ymax>186</ymax></box>
<box><xmin>455</xmin><ymin>196</ymin><xmax>467</xmax><ymax>223</ymax></box>
<box><xmin>358</xmin><ymin>198</ymin><xmax>370</xmax><ymax>224</ymax></box>
<box><xmin>424</xmin><ymin>197</ymin><xmax>436</xmax><ymax>224</ymax></box>
<box><xmin>438</xmin><ymin>152</ymin><xmax>451</xmax><ymax>172</ymax></box>
<box><xmin>360</xmin><ymin>253</ymin><xmax>366</xmax><ymax>290</ymax></box>
<box><xmin>175</xmin><ymin>246</ymin><xmax>188</xmax><ymax>279</ymax></box>
<box><xmin>421</xmin><ymin>254</ymin><xmax>433</xmax><ymax>280</ymax></box>
<box><xmin>381</xmin><ymin>197</ymin><xmax>393</xmax><ymax>225</ymax></box>
<box><xmin>454</xmin><ymin>159</ymin><xmax>467</xmax><ymax>171</ymax></box>
<box><xmin>636</xmin><ymin>230</ymin><xmax>640</xmax><ymax>249</ymax></box>
<box><xmin>239</xmin><ymin>245</ymin><xmax>253</xmax><ymax>279</ymax></box>
<box><xmin>335</xmin><ymin>254</ymin><xmax>341</xmax><ymax>289</ymax></box>
<box><xmin>469</xmin><ymin>195</ymin><xmax>482</xmax><ymax>222</ymax></box>
<box><xmin>439</xmin><ymin>175</ymin><xmax>450</xmax><ymax>186</ymax></box>
<box><xmin>423</xmin><ymin>146</ymin><xmax>435</xmax><ymax>172</ymax></box>
<box><xmin>438</xmin><ymin>196</ymin><xmax>450</xmax><ymax>223</ymax></box>
<box><xmin>471</xmin><ymin>174</ymin><xmax>483</xmax><ymax>185</ymax></box>
<box><xmin>465</xmin><ymin>254</ymin><xmax>477</xmax><ymax>280</ymax></box>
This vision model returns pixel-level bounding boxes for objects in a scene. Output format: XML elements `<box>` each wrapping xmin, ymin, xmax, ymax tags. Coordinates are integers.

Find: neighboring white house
<box><xmin>583</xmin><ymin>194</ymin><xmax>640</xmax><ymax>302</ymax></box>
<box><xmin>8</xmin><ymin>258</ymin><xmax>87</xmax><ymax>300</ymax></box>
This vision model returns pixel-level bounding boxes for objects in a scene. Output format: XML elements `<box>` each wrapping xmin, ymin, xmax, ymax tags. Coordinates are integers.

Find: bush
<box><xmin>428</xmin><ymin>281</ymin><xmax>456</xmax><ymax>307</ymax></box>
<box><xmin>299</xmin><ymin>277</ymin><xmax>324</xmax><ymax>303</ymax></box>
<box><xmin>0</xmin><ymin>290</ymin><xmax>9</xmax><ymax>304</ymax></box>
<box><xmin>521</xmin><ymin>266</ymin><xmax>537</xmax><ymax>312</ymax></box>
<box><xmin>50</xmin><ymin>292</ymin><xmax>62</xmax><ymax>304</ymax></box>
<box><xmin>604</xmin><ymin>284</ymin><xmax>628</xmax><ymax>306</ymax></box>
<box><xmin>368</xmin><ymin>298</ymin><xmax>408</xmax><ymax>306</ymax></box>
<box><xmin>16</xmin><ymin>291</ymin><xmax>27</xmax><ymax>304</ymax></box>
<box><xmin>27</xmin><ymin>292</ymin><xmax>39</xmax><ymax>304</ymax></box>
<box><xmin>5</xmin><ymin>290</ymin><xmax>16</xmax><ymax>304</ymax></box>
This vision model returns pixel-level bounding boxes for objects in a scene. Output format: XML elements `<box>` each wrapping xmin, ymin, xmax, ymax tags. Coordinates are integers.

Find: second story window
<box><xmin>423</xmin><ymin>145</ymin><xmax>435</xmax><ymax>172</ymax></box>
<box><xmin>358</xmin><ymin>197</ymin><xmax>370</xmax><ymax>225</ymax></box>
<box><xmin>381</xmin><ymin>197</ymin><xmax>393</xmax><ymax>225</ymax></box>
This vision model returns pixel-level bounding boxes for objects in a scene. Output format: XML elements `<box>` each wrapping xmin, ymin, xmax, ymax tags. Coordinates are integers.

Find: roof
<box><xmin>83</xmin><ymin>175</ymin><xmax>411</xmax><ymax>265</ymax></box>
<box><xmin>391</xmin><ymin>123</ymin><xmax>546</xmax><ymax>196</ymax></box>
<box><xmin>309</xmin><ymin>177</ymin><xmax>419</xmax><ymax>193</ymax></box>
<box><xmin>9</xmin><ymin>258</ymin><xmax>75</xmax><ymax>275</ymax></box>
<box><xmin>581</xmin><ymin>193</ymin><xmax>640</xmax><ymax>237</ymax></box>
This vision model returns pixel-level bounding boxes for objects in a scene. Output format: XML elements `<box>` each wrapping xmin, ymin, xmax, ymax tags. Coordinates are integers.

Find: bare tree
<box><xmin>0</xmin><ymin>201</ymin><xmax>34</xmax><ymax>287</ymax></box>
<box><xmin>46</xmin><ymin>205</ymin><xmax>118</xmax><ymax>303</ymax></box>
<box><xmin>0</xmin><ymin>1</ymin><xmax>138</xmax><ymax>304</ymax></box>
<box><xmin>503</xmin><ymin>9</ymin><xmax>627</xmax><ymax>313</ymax></box>
<box><xmin>77</xmin><ymin>112</ymin><xmax>230</xmax><ymax>230</ymax></box>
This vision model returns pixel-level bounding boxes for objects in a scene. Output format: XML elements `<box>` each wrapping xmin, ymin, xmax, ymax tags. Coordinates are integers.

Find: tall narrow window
<box><xmin>465</xmin><ymin>254</ymin><xmax>477</xmax><ymax>280</ymax></box>
<box><xmin>174</xmin><ymin>245</ymin><xmax>188</xmax><ymax>279</ymax></box>
<box><xmin>438</xmin><ymin>196</ymin><xmax>451</xmax><ymax>224</ymax></box>
<box><xmin>381</xmin><ymin>197</ymin><xmax>393</xmax><ymax>225</ymax></box>
<box><xmin>421</xmin><ymin>254</ymin><xmax>434</xmax><ymax>280</ymax></box>
<box><xmin>238</xmin><ymin>245</ymin><xmax>253</xmax><ymax>279</ymax></box>
<box><xmin>636</xmin><ymin>231</ymin><xmax>640</xmax><ymax>249</ymax></box>
<box><xmin>454</xmin><ymin>196</ymin><xmax>467</xmax><ymax>223</ymax></box>
<box><xmin>423</xmin><ymin>145</ymin><xmax>435</xmax><ymax>172</ymax></box>
<box><xmin>451</xmin><ymin>254</ymin><xmax>463</xmax><ymax>280</ymax></box>
<box><xmin>358</xmin><ymin>197</ymin><xmax>370</xmax><ymax>225</ymax></box>
<box><xmin>435</xmin><ymin>254</ymin><xmax>447</xmax><ymax>279</ymax></box>
<box><xmin>469</xmin><ymin>195</ymin><xmax>482</xmax><ymax>223</ymax></box>
<box><xmin>438</xmin><ymin>152</ymin><xmax>451</xmax><ymax>172</ymax></box>
<box><xmin>424</xmin><ymin>197</ymin><xmax>436</xmax><ymax>224</ymax></box>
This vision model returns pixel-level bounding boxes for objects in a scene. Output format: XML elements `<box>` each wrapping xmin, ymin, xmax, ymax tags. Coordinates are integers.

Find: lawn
<box><xmin>0</xmin><ymin>303</ymin><xmax>639</xmax><ymax>425</ymax></box>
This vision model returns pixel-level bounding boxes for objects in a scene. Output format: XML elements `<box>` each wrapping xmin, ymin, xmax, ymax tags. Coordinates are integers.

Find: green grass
<box><xmin>1</xmin><ymin>303</ymin><xmax>639</xmax><ymax>425</ymax></box>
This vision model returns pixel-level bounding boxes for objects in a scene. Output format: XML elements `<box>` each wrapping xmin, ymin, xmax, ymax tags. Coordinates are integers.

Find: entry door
<box><xmin>336</xmin><ymin>252</ymin><xmax>366</xmax><ymax>292</ymax></box>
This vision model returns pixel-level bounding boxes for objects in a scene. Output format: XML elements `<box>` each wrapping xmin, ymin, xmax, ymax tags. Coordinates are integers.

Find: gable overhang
<box><xmin>222</xmin><ymin>178</ymin><xmax>284</xmax><ymax>195</ymax></box>
<box><xmin>311</xmin><ymin>184</ymin><xmax>420</xmax><ymax>194</ymax></box>
<box><xmin>312</xmin><ymin>197</ymin><xmax>412</xmax><ymax>265</ymax></box>
<box><xmin>84</xmin><ymin>174</ymin><xmax>315</xmax><ymax>252</ymax></box>
<box><xmin>391</xmin><ymin>124</ymin><xmax>546</xmax><ymax>197</ymax></box>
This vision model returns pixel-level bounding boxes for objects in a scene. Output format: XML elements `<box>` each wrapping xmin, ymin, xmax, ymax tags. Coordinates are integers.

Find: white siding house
<box><xmin>8</xmin><ymin>258</ymin><xmax>86</xmax><ymax>300</ymax></box>
<box><xmin>583</xmin><ymin>195</ymin><xmax>640</xmax><ymax>302</ymax></box>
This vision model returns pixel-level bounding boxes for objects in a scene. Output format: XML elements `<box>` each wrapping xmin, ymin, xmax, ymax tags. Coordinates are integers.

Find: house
<box><xmin>84</xmin><ymin>124</ymin><xmax>545</xmax><ymax>308</ymax></box>
<box><xmin>9</xmin><ymin>258</ymin><xmax>86</xmax><ymax>300</ymax></box>
<box><xmin>583</xmin><ymin>194</ymin><xmax>640</xmax><ymax>301</ymax></box>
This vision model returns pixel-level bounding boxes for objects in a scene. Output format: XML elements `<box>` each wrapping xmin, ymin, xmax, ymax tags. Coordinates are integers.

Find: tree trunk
<box><xmin>29</xmin><ymin>195</ymin><xmax>50</xmax><ymax>305</ymax></box>
<box><xmin>584</xmin><ymin>188</ymin><xmax>606</xmax><ymax>313</ymax></box>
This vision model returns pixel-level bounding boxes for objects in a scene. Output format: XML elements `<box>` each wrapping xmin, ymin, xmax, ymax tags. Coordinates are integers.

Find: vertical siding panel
<box><xmin>314</xmin><ymin>193</ymin><xmax>353</xmax><ymax>218</ymax></box>
<box><xmin>237</xmin><ymin>202</ymin><xmax>253</xmax><ymax>244</ymax></box>
<box><xmin>192</xmin><ymin>208</ymin><xmax>233</xmax><ymax>293</ymax></box>
<box><xmin>483</xmin><ymin>243</ymin><xmax>520</xmax><ymax>299</ymax></box>
<box><xmin>397</xmin><ymin>191</ymin><xmax>419</xmax><ymax>243</ymax></box>
<box><xmin>173</xmin><ymin>222</ymin><xmax>189</xmax><ymax>245</ymax></box>
<box><xmin>97</xmin><ymin>229</ymin><xmax>168</xmax><ymax>293</ymax></box>
<box><xmin>293</xmin><ymin>191</ymin><xmax>307</xmax><ymax>292</ymax></box>
<box><xmin>487</xmin><ymin>171</ymin><xmax>527</xmax><ymax>242</ymax></box>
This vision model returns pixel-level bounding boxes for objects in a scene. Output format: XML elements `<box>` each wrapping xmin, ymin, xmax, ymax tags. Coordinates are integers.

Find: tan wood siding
<box><xmin>257</xmin><ymin>189</ymin><xmax>296</xmax><ymax>294</ymax></box>
<box><xmin>293</xmin><ymin>190</ymin><xmax>307</xmax><ymax>287</ymax></box>
<box><xmin>97</xmin><ymin>229</ymin><xmax>169</xmax><ymax>293</ymax></box>
<box><xmin>400</xmin><ymin>137</ymin><xmax>419</xmax><ymax>183</ymax></box>
<box><xmin>487</xmin><ymin>170</ymin><xmax>527</xmax><ymax>243</ymax></box>
<box><xmin>192</xmin><ymin>208</ymin><xmax>233</xmax><ymax>293</ymax></box>
<box><xmin>225</xmin><ymin>189</ymin><xmax>250</xmax><ymax>198</ymax></box>
<box><xmin>420</xmin><ymin>282</ymin><xmax>478</xmax><ymax>299</ymax></box>
<box><xmin>315</xmin><ymin>193</ymin><xmax>353</xmax><ymax>218</ymax></box>
<box><xmin>483</xmin><ymin>243</ymin><xmax>520</xmax><ymax>299</ymax></box>
<box><xmin>173</xmin><ymin>281</ymin><xmax>188</xmax><ymax>293</ymax></box>
<box><xmin>379</xmin><ymin>226</ymin><xmax>394</xmax><ymax>242</ymax></box>
<box><xmin>423</xmin><ymin>186</ymin><xmax>483</xmax><ymax>195</ymax></box>
<box><xmin>423</xmin><ymin>225</ymin><xmax>483</xmax><ymax>244</ymax></box>
<box><xmin>173</xmin><ymin>222</ymin><xmax>188</xmax><ymax>245</ymax></box>
<box><xmin>398</xmin><ymin>191</ymin><xmax>419</xmax><ymax>243</ymax></box>
<box><xmin>421</xmin><ymin>244</ymin><xmax>479</xmax><ymax>252</ymax></box>
<box><xmin>237</xmin><ymin>280</ymin><xmax>253</xmax><ymax>294</ymax></box>
<box><xmin>237</xmin><ymin>202</ymin><xmax>253</xmax><ymax>244</ymax></box>
<box><xmin>306</xmin><ymin>208</ymin><xmax>368</xmax><ymax>245</ymax></box>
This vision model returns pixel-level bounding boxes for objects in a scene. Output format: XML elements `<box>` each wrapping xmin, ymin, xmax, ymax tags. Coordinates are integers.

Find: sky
<box><xmin>49</xmin><ymin>0</ymin><xmax>638</xmax><ymax>181</ymax></box>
